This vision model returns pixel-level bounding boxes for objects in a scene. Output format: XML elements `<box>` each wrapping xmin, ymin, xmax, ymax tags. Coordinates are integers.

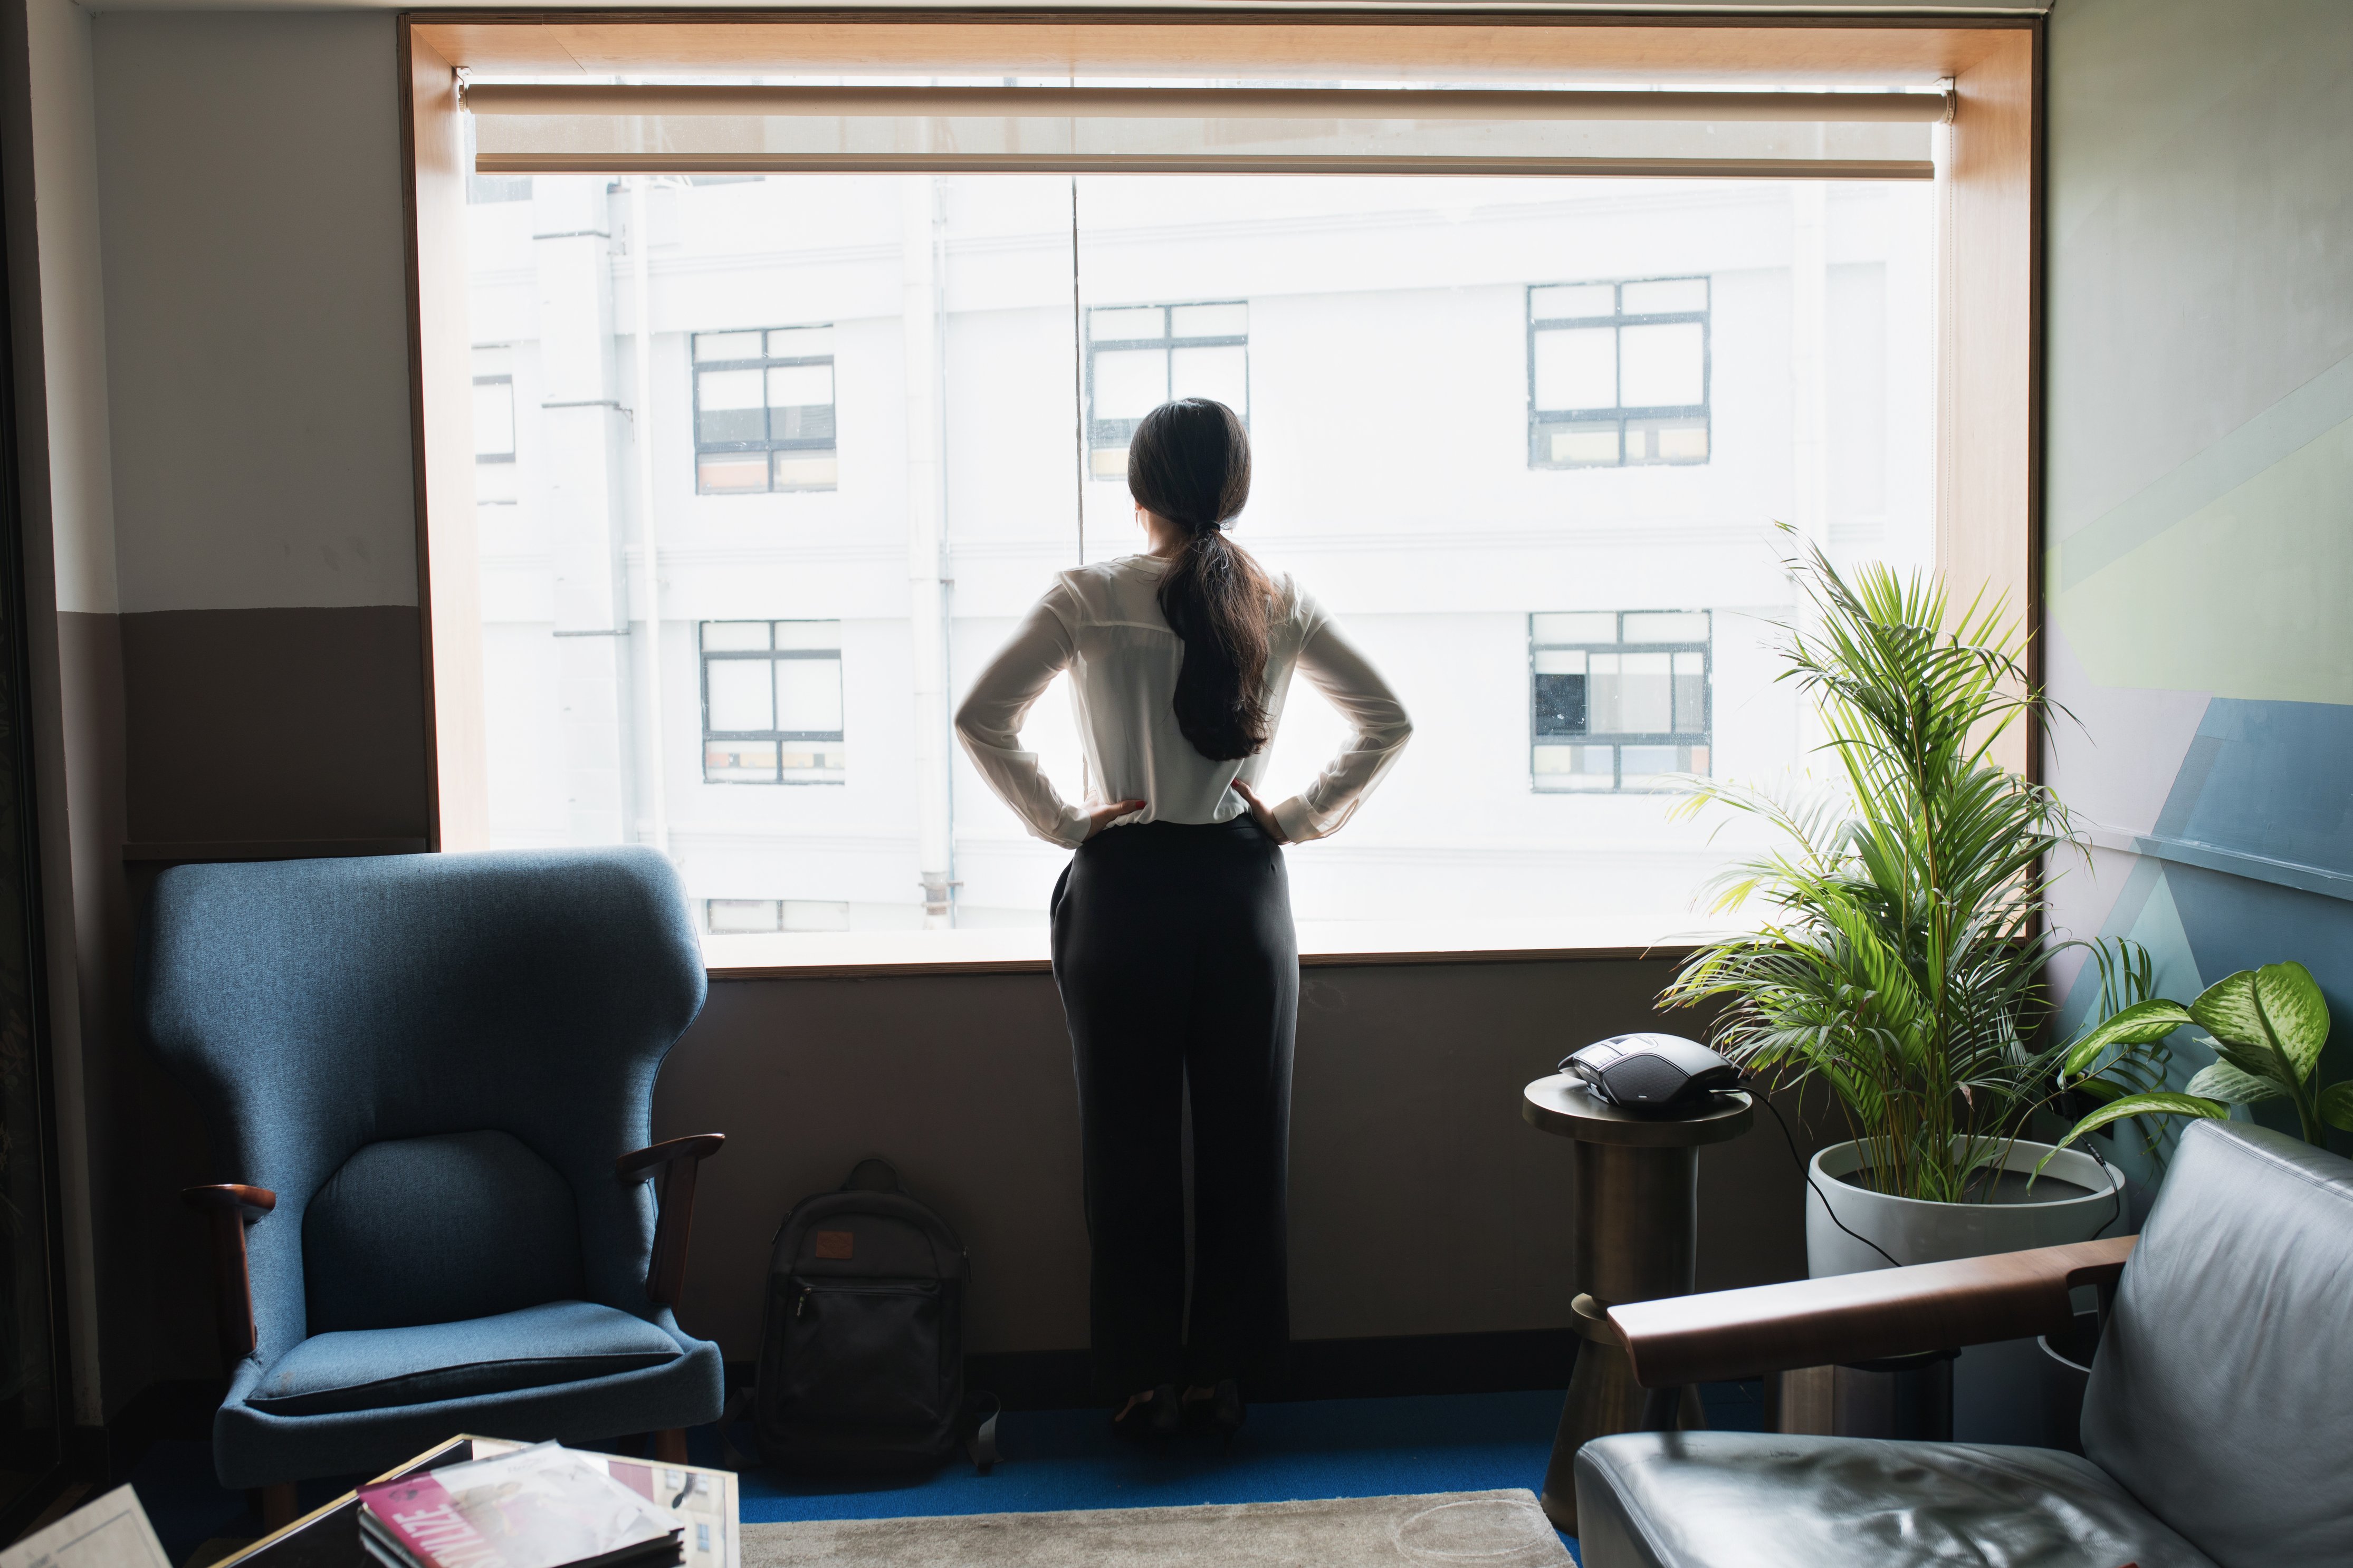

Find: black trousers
<box><xmin>1050</xmin><ymin>815</ymin><xmax>1298</xmax><ymax>1399</ymax></box>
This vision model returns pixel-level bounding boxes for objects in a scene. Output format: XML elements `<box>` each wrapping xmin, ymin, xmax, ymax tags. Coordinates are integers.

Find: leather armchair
<box><xmin>1574</xmin><ymin>1121</ymin><xmax>2353</xmax><ymax>1568</ymax></box>
<box><xmin>142</xmin><ymin>848</ymin><xmax>728</xmax><ymax>1524</ymax></box>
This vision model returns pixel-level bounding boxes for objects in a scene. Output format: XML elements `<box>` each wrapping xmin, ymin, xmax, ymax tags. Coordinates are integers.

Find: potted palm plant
<box><xmin>1660</xmin><ymin>537</ymin><xmax>2120</xmax><ymax>1436</ymax></box>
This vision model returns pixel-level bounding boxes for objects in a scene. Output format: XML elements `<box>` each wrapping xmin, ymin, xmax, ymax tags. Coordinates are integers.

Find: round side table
<box><xmin>1522</xmin><ymin>1074</ymin><xmax>1754</xmax><ymax>1533</ymax></box>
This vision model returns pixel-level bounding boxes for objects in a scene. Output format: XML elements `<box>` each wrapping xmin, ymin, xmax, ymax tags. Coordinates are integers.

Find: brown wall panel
<box><xmin>653</xmin><ymin>957</ymin><xmax>1816</xmax><ymax>1363</ymax></box>
<box><xmin>116</xmin><ymin>945</ymin><xmax>1826</xmax><ymax>1398</ymax></box>
<box><xmin>119</xmin><ymin>606</ymin><xmax>430</xmax><ymax>847</ymax></box>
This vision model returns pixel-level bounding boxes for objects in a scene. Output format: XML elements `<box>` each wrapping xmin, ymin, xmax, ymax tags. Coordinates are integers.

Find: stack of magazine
<box><xmin>358</xmin><ymin>1442</ymin><xmax>686</xmax><ymax>1568</ymax></box>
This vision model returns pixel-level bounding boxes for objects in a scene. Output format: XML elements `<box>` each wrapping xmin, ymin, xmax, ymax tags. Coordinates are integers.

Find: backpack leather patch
<box><xmin>814</xmin><ymin>1230</ymin><xmax>855</xmax><ymax>1260</ymax></box>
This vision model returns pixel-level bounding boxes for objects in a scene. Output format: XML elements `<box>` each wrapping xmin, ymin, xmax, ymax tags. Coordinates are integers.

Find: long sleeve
<box><xmin>1269</xmin><ymin>598</ymin><xmax>1413</xmax><ymax>844</ymax></box>
<box><xmin>954</xmin><ymin>585</ymin><xmax>1094</xmax><ymax>848</ymax></box>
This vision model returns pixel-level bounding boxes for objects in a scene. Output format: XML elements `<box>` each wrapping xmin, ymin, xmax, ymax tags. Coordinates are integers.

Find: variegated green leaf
<box><xmin>2321</xmin><ymin>1080</ymin><xmax>2353</xmax><ymax>1133</ymax></box>
<box><xmin>2060</xmin><ymin>998</ymin><xmax>2197</xmax><ymax>1079</ymax></box>
<box><xmin>2191</xmin><ymin>969</ymin><xmax>2266</xmax><ymax>1049</ymax></box>
<box><xmin>2253</xmin><ymin>961</ymin><xmax>2331</xmax><ymax>1081</ymax></box>
<box><xmin>2183</xmin><ymin>1061</ymin><xmax>2282</xmax><ymax>1104</ymax></box>
<box><xmin>2212</xmin><ymin>1038</ymin><xmax>2293</xmax><ymax>1086</ymax></box>
<box><xmin>2057</xmin><ymin>1091</ymin><xmax>2232</xmax><ymax>1149</ymax></box>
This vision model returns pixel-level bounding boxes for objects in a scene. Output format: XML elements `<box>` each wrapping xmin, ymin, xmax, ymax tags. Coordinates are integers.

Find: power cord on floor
<box><xmin>1744</xmin><ymin>1080</ymin><xmax>1905</xmax><ymax>1271</ymax></box>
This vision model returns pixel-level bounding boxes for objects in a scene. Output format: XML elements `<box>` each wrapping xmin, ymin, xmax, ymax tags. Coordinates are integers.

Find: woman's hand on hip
<box><xmin>1231</xmin><ymin>780</ymin><xmax>1289</xmax><ymax>844</ymax></box>
<box><xmin>1081</xmin><ymin>799</ymin><xmax>1148</xmax><ymax>839</ymax></box>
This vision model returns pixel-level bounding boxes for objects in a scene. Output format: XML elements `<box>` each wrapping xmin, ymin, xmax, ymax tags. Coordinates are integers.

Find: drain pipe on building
<box><xmin>629</xmin><ymin>174</ymin><xmax>672</xmax><ymax>859</ymax></box>
<box><xmin>904</xmin><ymin>173</ymin><xmax>957</xmax><ymax>927</ymax></box>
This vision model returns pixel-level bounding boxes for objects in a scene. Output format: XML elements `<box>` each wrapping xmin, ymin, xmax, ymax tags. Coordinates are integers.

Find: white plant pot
<box><xmin>1805</xmin><ymin>1139</ymin><xmax>2124</xmax><ymax>1277</ymax></box>
<box><xmin>1805</xmin><ymin>1138</ymin><xmax>2126</xmax><ymax>1445</ymax></box>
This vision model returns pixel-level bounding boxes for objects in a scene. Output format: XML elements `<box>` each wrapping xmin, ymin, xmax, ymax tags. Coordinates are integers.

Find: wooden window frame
<box><xmin>398</xmin><ymin>8</ymin><xmax>2040</xmax><ymax>978</ymax></box>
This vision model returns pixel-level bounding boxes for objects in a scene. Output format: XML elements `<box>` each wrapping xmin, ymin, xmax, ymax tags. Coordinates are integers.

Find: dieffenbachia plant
<box><xmin>2057</xmin><ymin>960</ymin><xmax>2353</xmax><ymax>1149</ymax></box>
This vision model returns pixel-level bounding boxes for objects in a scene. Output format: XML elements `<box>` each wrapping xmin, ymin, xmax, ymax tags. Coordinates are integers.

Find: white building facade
<box><xmin>463</xmin><ymin>171</ymin><xmax>1937</xmax><ymax>955</ymax></box>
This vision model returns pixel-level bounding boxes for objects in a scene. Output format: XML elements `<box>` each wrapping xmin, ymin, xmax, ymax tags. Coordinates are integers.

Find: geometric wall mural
<box><xmin>2044</xmin><ymin>0</ymin><xmax>2353</xmax><ymax>1170</ymax></box>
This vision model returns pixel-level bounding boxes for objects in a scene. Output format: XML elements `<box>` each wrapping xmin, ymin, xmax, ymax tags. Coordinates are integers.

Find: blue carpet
<box><xmin>120</xmin><ymin>1383</ymin><xmax>1769</xmax><ymax>1568</ymax></box>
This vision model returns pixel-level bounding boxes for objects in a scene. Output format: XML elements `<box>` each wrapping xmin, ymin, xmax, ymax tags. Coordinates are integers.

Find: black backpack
<box><xmin>750</xmin><ymin>1159</ymin><xmax>997</xmax><ymax>1474</ymax></box>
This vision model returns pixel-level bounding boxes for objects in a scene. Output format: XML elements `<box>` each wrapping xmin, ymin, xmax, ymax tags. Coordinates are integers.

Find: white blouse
<box><xmin>954</xmin><ymin>554</ymin><xmax>1412</xmax><ymax>848</ymax></box>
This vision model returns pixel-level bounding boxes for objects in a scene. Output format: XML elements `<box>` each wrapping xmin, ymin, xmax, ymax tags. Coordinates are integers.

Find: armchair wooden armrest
<box><xmin>183</xmin><ymin>1184</ymin><xmax>278</xmax><ymax>1367</ymax></box>
<box><xmin>1609</xmin><ymin>1234</ymin><xmax>2135</xmax><ymax>1390</ymax></box>
<box><xmin>617</xmin><ymin>1134</ymin><xmax>725</xmax><ymax>1307</ymax></box>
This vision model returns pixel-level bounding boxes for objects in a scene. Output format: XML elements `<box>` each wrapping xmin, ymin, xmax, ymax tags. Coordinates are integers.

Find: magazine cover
<box><xmin>358</xmin><ymin>1442</ymin><xmax>681</xmax><ymax>1568</ymax></box>
<box><xmin>467</xmin><ymin>1439</ymin><xmax>738</xmax><ymax>1568</ymax></box>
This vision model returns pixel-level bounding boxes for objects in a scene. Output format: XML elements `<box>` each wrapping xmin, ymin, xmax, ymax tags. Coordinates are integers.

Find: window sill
<box><xmin>702</xmin><ymin>918</ymin><xmax>1719</xmax><ymax>979</ymax></box>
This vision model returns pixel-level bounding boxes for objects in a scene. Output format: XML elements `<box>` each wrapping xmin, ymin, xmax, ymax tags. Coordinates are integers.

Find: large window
<box><xmin>1530</xmin><ymin>612</ymin><xmax>1711</xmax><ymax>793</ymax></box>
<box><xmin>1528</xmin><ymin>278</ymin><xmax>1710</xmax><ymax>468</ymax></box>
<box><xmin>1087</xmin><ymin>303</ymin><xmax>1249</xmax><ymax>478</ymax></box>
<box><xmin>692</xmin><ymin>327</ymin><xmax>838</xmax><ymax>494</ymax></box>
<box><xmin>700</xmin><ymin>621</ymin><xmax>846</xmax><ymax>784</ymax></box>
<box><xmin>456</xmin><ymin>140</ymin><xmax>1953</xmax><ymax>959</ymax></box>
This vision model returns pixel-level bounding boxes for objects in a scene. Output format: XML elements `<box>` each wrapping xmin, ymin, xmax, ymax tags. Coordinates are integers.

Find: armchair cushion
<box><xmin>305</xmin><ymin>1131</ymin><xmax>587</xmax><ymax>1333</ymax></box>
<box><xmin>1574</xmin><ymin>1431</ymin><xmax>2217</xmax><ymax>1568</ymax></box>
<box><xmin>247</xmin><ymin>1300</ymin><xmax>680</xmax><ymax>1417</ymax></box>
<box><xmin>214</xmin><ymin>1307</ymin><xmax>723</xmax><ymax>1489</ymax></box>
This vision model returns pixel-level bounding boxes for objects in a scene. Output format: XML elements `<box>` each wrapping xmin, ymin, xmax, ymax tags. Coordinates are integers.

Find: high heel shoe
<box><xmin>1183</xmin><ymin>1378</ymin><xmax>1247</xmax><ymax>1437</ymax></box>
<box><xmin>1113</xmin><ymin>1383</ymin><xmax>1182</xmax><ymax>1441</ymax></box>
<box><xmin>1210</xmin><ymin>1379</ymin><xmax>1246</xmax><ymax>1436</ymax></box>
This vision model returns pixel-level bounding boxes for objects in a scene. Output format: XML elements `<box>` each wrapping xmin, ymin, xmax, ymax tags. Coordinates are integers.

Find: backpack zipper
<box><xmin>792</xmin><ymin>1277</ymin><xmax>940</xmax><ymax>1319</ymax></box>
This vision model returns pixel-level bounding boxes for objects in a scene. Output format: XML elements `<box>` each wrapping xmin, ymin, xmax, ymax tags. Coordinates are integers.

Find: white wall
<box><xmin>91</xmin><ymin>9</ymin><xmax>416</xmax><ymax>612</ymax></box>
<box><xmin>27</xmin><ymin>0</ymin><xmax>113</xmax><ymax>618</ymax></box>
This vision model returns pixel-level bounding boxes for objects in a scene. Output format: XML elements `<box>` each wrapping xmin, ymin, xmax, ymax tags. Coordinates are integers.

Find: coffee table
<box><xmin>212</xmin><ymin>1437</ymin><xmax>478</xmax><ymax>1568</ymax></box>
<box><xmin>1522</xmin><ymin>1074</ymin><xmax>1753</xmax><ymax>1534</ymax></box>
<box><xmin>211</xmin><ymin>1437</ymin><xmax>738</xmax><ymax>1568</ymax></box>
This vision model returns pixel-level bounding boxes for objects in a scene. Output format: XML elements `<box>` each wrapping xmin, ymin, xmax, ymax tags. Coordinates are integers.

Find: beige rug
<box><xmin>740</xmin><ymin>1488</ymin><xmax>1570</xmax><ymax>1567</ymax></box>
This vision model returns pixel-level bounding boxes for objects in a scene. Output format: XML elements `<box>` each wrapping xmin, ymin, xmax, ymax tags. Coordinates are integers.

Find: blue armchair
<box><xmin>139</xmin><ymin>848</ymin><xmax>726</xmax><ymax>1509</ymax></box>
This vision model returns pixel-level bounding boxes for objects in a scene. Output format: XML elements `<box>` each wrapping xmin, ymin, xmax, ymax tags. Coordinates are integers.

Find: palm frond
<box><xmin>1659</xmin><ymin>528</ymin><xmax>2075</xmax><ymax>1201</ymax></box>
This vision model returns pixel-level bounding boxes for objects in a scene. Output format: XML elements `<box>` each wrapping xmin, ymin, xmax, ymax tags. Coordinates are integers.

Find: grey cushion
<box><xmin>305</xmin><ymin>1131</ymin><xmax>586</xmax><ymax>1333</ymax></box>
<box><xmin>2081</xmin><ymin>1121</ymin><xmax>2353</xmax><ymax>1568</ymax></box>
<box><xmin>248</xmin><ymin>1300</ymin><xmax>680</xmax><ymax>1417</ymax></box>
<box><xmin>1574</xmin><ymin>1431</ymin><xmax>2217</xmax><ymax>1568</ymax></box>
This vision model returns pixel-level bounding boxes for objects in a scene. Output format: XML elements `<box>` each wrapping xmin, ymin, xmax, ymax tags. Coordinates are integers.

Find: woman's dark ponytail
<box><xmin>1127</xmin><ymin>399</ymin><xmax>1272</xmax><ymax>762</ymax></box>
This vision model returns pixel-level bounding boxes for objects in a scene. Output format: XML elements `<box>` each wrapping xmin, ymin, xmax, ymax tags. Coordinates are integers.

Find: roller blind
<box><xmin>465</xmin><ymin>83</ymin><xmax>1947</xmax><ymax>179</ymax></box>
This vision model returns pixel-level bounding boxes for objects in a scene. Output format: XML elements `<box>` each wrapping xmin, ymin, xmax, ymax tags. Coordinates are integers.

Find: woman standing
<box><xmin>955</xmin><ymin>398</ymin><xmax>1411</xmax><ymax>1438</ymax></box>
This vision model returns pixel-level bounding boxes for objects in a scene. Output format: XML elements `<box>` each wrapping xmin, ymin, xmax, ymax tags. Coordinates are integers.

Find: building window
<box><xmin>1530</xmin><ymin>611</ymin><xmax>1710</xmax><ymax>792</ymax></box>
<box><xmin>467</xmin><ymin>174</ymin><xmax>533</xmax><ymax>204</ymax></box>
<box><xmin>1528</xmin><ymin>278</ymin><xmax>1709</xmax><ymax>468</ymax></box>
<box><xmin>473</xmin><ymin>349</ymin><xmax>514</xmax><ymax>463</ymax></box>
<box><xmin>1086</xmin><ymin>302</ymin><xmax>1248</xmax><ymax>479</ymax></box>
<box><xmin>693</xmin><ymin>327</ymin><xmax>837</xmax><ymax>494</ymax></box>
<box><xmin>701</xmin><ymin>621</ymin><xmax>846</xmax><ymax>783</ymax></box>
<box><xmin>706</xmin><ymin>898</ymin><xmax>852</xmax><ymax>934</ymax></box>
<box><xmin>473</xmin><ymin>347</ymin><xmax>517</xmax><ymax>504</ymax></box>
